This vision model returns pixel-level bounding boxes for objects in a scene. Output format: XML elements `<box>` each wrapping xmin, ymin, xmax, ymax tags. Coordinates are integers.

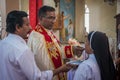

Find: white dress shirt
<box><xmin>73</xmin><ymin>54</ymin><xmax>101</xmax><ymax>80</ymax></box>
<box><xmin>0</xmin><ymin>34</ymin><xmax>53</xmax><ymax>80</ymax></box>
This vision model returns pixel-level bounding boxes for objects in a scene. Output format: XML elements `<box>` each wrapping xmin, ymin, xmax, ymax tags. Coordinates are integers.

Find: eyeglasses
<box><xmin>44</xmin><ymin>16</ymin><xmax>56</xmax><ymax>20</ymax></box>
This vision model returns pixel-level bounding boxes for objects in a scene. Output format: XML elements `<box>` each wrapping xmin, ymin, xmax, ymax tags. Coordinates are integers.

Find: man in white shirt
<box><xmin>0</xmin><ymin>10</ymin><xmax>74</xmax><ymax>80</ymax></box>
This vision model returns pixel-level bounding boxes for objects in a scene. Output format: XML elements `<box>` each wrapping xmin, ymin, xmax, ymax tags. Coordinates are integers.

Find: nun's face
<box><xmin>85</xmin><ymin>39</ymin><xmax>93</xmax><ymax>54</ymax></box>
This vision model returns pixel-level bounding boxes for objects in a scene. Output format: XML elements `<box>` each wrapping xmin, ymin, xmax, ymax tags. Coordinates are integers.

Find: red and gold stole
<box><xmin>35</xmin><ymin>24</ymin><xmax>66</xmax><ymax>80</ymax></box>
<box><xmin>51</xmin><ymin>34</ymin><xmax>73</xmax><ymax>58</ymax></box>
<box><xmin>64</xmin><ymin>46</ymin><xmax>74</xmax><ymax>58</ymax></box>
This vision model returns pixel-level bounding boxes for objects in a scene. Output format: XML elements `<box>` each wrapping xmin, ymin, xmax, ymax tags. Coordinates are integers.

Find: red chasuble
<box><xmin>35</xmin><ymin>24</ymin><xmax>67</xmax><ymax>80</ymax></box>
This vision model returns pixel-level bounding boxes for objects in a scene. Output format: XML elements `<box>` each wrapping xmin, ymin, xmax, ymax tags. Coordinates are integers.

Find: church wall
<box><xmin>117</xmin><ymin>0</ymin><xmax>120</xmax><ymax>14</ymax></box>
<box><xmin>75</xmin><ymin>0</ymin><xmax>85</xmax><ymax>42</ymax></box>
<box><xmin>0</xmin><ymin>0</ymin><xmax>118</xmax><ymax>43</ymax></box>
<box><xmin>6</xmin><ymin>0</ymin><xmax>19</xmax><ymax>14</ymax></box>
<box><xmin>86</xmin><ymin>0</ymin><xmax>116</xmax><ymax>39</ymax></box>
<box><xmin>20</xmin><ymin>0</ymin><xmax>29</xmax><ymax>13</ymax></box>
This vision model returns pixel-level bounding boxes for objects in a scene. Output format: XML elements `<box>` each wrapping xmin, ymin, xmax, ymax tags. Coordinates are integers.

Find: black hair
<box><xmin>6</xmin><ymin>10</ymin><xmax>28</xmax><ymax>33</ymax></box>
<box><xmin>88</xmin><ymin>31</ymin><xmax>116</xmax><ymax>80</ymax></box>
<box><xmin>38</xmin><ymin>5</ymin><xmax>55</xmax><ymax>18</ymax></box>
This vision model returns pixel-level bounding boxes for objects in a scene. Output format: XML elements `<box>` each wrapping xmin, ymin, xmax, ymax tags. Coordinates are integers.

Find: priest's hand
<box><xmin>72</xmin><ymin>46</ymin><xmax>84</xmax><ymax>57</ymax></box>
<box><xmin>53</xmin><ymin>64</ymin><xmax>77</xmax><ymax>76</ymax></box>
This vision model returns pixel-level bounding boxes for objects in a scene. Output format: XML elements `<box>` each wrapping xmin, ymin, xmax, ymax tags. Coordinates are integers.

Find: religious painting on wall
<box><xmin>59</xmin><ymin>0</ymin><xmax>75</xmax><ymax>42</ymax></box>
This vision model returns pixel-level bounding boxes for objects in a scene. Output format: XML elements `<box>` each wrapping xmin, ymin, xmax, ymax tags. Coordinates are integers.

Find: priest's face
<box><xmin>40</xmin><ymin>11</ymin><xmax>56</xmax><ymax>30</ymax></box>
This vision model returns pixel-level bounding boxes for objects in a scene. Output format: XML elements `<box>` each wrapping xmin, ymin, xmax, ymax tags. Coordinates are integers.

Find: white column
<box><xmin>117</xmin><ymin>0</ymin><xmax>120</xmax><ymax>14</ymax></box>
<box><xmin>0</xmin><ymin>0</ymin><xmax>7</xmax><ymax>39</ymax></box>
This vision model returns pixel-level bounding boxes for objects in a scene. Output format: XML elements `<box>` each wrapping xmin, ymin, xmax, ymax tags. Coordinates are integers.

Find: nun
<box><xmin>73</xmin><ymin>31</ymin><xmax>116</xmax><ymax>80</ymax></box>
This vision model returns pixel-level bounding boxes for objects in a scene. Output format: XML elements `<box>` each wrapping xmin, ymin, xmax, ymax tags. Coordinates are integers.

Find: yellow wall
<box><xmin>75</xmin><ymin>0</ymin><xmax>85</xmax><ymax>42</ymax></box>
<box><xmin>86</xmin><ymin>0</ymin><xmax>116</xmax><ymax>39</ymax></box>
<box><xmin>20</xmin><ymin>0</ymin><xmax>29</xmax><ymax>12</ymax></box>
<box><xmin>6</xmin><ymin>0</ymin><xmax>19</xmax><ymax>14</ymax></box>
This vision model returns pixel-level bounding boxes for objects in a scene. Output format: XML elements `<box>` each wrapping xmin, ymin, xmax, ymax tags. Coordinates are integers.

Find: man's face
<box><xmin>18</xmin><ymin>17</ymin><xmax>31</xmax><ymax>39</ymax></box>
<box><xmin>41</xmin><ymin>11</ymin><xmax>56</xmax><ymax>30</ymax></box>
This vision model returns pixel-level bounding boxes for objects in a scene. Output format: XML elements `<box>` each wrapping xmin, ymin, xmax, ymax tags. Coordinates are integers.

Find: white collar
<box><xmin>8</xmin><ymin>33</ymin><xmax>26</xmax><ymax>44</ymax></box>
